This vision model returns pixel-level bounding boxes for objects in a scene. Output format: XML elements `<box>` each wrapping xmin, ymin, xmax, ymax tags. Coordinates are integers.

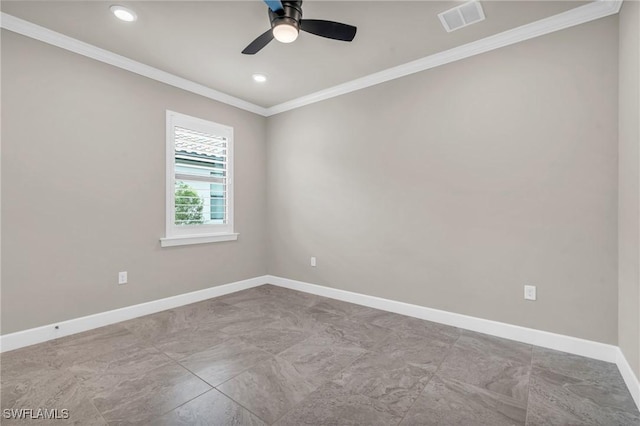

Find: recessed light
<box><xmin>110</xmin><ymin>5</ymin><xmax>137</xmax><ymax>22</ymax></box>
<box><xmin>252</xmin><ymin>73</ymin><xmax>267</xmax><ymax>83</ymax></box>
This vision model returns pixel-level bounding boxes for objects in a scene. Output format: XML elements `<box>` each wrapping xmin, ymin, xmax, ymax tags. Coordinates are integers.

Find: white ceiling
<box><xmin>2</xmin><ymin>1</ymin><xmax>589</xmax><ymax>107</ymax></box>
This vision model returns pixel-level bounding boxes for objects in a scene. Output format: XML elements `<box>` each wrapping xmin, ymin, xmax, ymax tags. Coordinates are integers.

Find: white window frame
<box><xmin>160</xmin><ymin>110</ymin><xmax>238</xmax><ymax>247</ymax></box>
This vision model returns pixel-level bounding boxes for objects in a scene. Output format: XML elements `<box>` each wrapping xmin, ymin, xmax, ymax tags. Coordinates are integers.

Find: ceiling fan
<box><xmin>242</xmin><ymin>0</ymin><xmax>357</xmax><ymax>55</ymax></box>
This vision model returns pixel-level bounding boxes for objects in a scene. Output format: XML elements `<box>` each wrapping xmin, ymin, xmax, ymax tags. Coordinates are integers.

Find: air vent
<box><xmin>438</xmin><ymin>1</ymin><xmax>485</xmax><ymax>32</ymax></box>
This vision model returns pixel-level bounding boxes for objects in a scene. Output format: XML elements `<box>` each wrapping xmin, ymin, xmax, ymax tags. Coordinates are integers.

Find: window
<box><xmin>161</xmin><ymin>111</ymin><xmax>237</xmax><ymax>247</ymax></box>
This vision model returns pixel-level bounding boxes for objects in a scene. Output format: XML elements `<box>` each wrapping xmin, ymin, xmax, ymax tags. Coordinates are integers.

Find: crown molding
<box><xmin>264</xmin><ymin>0</ymin><xmax>623</xmax><ymax>116</ymax></box>
<box><xmin>1</xmin><ymin>1</ymin><xmax>623</xmax><ymax>118</ymax></box>
<box><xmin>0</xmin><ymin>12</ymin><xmax>269</xmax><ymax>117</ymax></box>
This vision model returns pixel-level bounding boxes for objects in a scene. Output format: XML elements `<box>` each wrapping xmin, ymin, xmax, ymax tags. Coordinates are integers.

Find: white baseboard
<box><xmin>616</xmin><ymin>347</ymin><xmax>640</xmax><ymax>409</ymax></box>
<box><xmin>266</xmin><ymin>275</ymin><xmax>640</xmax><ymax>410</ymax></box>
<box><xmin>0</xmin><ymin>276</ymin><xmax>267</xmax><ymax>353</ymax></box>
<box><xmin>266</xmin><ymin>275</ymin><xmax>618</xmax><ymax>362</ymax></box>
<box><xmin>2</xmin><ymin>273</ymin><xmax>638</xmax><ymax>411</ymax></box>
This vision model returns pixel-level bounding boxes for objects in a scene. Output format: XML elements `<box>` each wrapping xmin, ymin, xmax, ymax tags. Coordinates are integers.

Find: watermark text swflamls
<box><xmin>3</xmin><ymin>408</ymin><xmax>69</xmax><ymax>420</ymax></box>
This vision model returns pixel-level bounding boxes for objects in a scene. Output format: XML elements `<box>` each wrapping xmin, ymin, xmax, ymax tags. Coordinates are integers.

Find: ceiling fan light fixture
<box><xmin>273</xmin><ymin>23</ymin><xmax>299</xmax><ymax>43</ymax></box>
<box><xmin>242</xmin><ymin>0</ymin><xmax>356</xmax><ymax>55</ymax></box>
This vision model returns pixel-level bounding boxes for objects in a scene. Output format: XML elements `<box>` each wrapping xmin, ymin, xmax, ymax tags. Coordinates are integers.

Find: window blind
<box><xmin>173</xmin><ymin>126</ymin><xmax>228</xmax><ymax>226</ymax></box>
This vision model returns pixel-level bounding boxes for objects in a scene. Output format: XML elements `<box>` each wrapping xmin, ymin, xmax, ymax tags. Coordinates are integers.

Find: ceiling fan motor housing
<box><xmin>269</xmin><ymin>0</ymin><xmax>303</xmax><ymax>31</ymax></box>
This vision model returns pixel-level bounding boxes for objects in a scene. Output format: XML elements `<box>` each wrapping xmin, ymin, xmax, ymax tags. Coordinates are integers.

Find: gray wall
<box><xmin>1</xmin><ymin>31</ymin><xmax>268</xmax><ymax>334</ymax></box>
<box><xmin>267</xmin><ymin>17</ymin><xmax>619</xmax><ymax>344</ymax></box>
<box><xmin>618</xmin><ymin>0</ymin><xmax>640</xmax><ymax>378</ymax></box>
<box><xmin>0</xmin><ymin>13</ymin><xmax>626</xmax><ymax>349</ymax></box>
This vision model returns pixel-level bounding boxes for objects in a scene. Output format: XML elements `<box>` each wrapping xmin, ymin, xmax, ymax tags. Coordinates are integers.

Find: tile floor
<box><xmin>1</xmin><ymin>284</ymin><xmax>638</xmax><ymax>425</ymax></box>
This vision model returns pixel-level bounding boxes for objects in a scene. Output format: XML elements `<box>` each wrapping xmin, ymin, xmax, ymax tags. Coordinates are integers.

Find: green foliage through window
<box><xmin>175</xmin><ymin>182</ymin><xmax>204</xmax><ymax>225</ymax></box>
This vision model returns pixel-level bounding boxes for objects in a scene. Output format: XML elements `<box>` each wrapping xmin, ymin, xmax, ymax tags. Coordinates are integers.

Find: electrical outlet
<box><xmin>310</xmin><ymin>257</ymin><xmax>317</xmax><ymax>267</ymax></box>
<box><xmin>118</xmin><ymin>271</ymin><xmax>128</xmax><ymax>285</ymax></box>
<box><xmin>524</xmin><ymin>285</ymin><xmax>536</xmax><ymax>301</ymax></box>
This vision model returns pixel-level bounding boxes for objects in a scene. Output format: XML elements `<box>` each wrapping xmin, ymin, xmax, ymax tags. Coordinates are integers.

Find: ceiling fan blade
<box><xmin>300</xmin><ymin>19</ymin><xmax>357</xmax><ymax>42</ymax></box>
<box><xmin>242</xmin><ymin>29</ymin><xmax>274</xmax><ymax>55</ymax></box>
<box><xmin>262</xmin><ymin>0</ymin><xmax>283</xmax><ymax>12</ymax></box>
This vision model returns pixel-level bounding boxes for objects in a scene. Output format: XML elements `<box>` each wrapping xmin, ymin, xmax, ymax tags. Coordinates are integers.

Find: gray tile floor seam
<box><xmin>88</xmin><ymin>398</ymin><xmax>109</xmax><ymax>425</ymax></box>
<box><xmin>515</xmin><ymin>344</ymin><xmax>535</xmax><ymax>418</ymax></box>
<box><xmin>149</xmin><ymin>388</ymin><xmax>266</xmax><ymax>426</ymax></box>
<box><xmin>523</xmin><ymin>345</ymin><xmax>535</xmax><ymax>426</ymax></box>
<box><xmin>264</xmin><ymin>324</ymin><xmax>330</xmax><ymax>357</ymax></box>
<box><xmin>266</xmin><ymin>352</ymin><xmax>361</xmax><ymax>424</ymax></box>
<box><xmin>176</xmin><ymin>339</ymin><xmax>276</xmax><ymax>389</ymax></box>
<box><xmin>144</xmin><ymin>387</ymin><xmax>218</xmax><ymax>425</ymax></box>
<box><xmin>143</xmin><ymin>386</ymin><xmax>213</xmax><ymax>425</ymax></box>
<box><xmin>215</xmin><ymin>377</ymin><xmax>291</xmax><ymax>425</ymax></box>
<box><xmin>2</xmin><ymin>285</ymin><xmax>638</xmax><ymax>425</ymax></box>
<box><xmin>437</xmin><ymin>331</ymin><xmax>533</xmax><ymax>403</ymax></box>
<box><xmin>55</xmin><ymin>325</ymin><xmax>143</xmax><ymax>369</ymax></box>
<box><xmin>203</xmin><ymin>344</ymin><xmax>280</xmax><ymax>390</ymax></box>
<box><xmin>261</xmin><ymin>390</ymin><xmax>308</xmax><ymax>424</ymax></box>
<box><xmin>77</xmin><ymin>348</ymin><xmax>185</xmax><ymax>381</ymax></box>
<box><xmin>266</xmin><ymin>347</ymin><xmax>381</xmax><ymax>425</ymax></box>
<box><xmin>395</xmin><ymin>331</ymin><xmax>462</xmax><ymax>426</ymax></box>
<box><xmin>155</xmin><ymin>386</ymin><xmax>269</xmax><ymax>426</ymax></box>
<box><xmin>175</xmin><ymin>356</ymin><xmax>226</xmax><ymax>389</ymax></box>
<box><xmin>216</xmin><ymin>362</ymin><xmax>306</xmax><ymax>425</ymax></box>
<box><xmin>149</xmin><ymin>327</ymin><xmax>235</xmax><ymax>361</ymax></box>
<box><xmin>85</xmin><ymin>360</ymin><xmax>212</xmax><ymax>424</ymax></box>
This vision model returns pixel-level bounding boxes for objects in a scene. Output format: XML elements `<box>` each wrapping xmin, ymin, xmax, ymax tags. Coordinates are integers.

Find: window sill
<box><xmin>160</xmin><ymin>233</ymin><xmax>239</xmax><ymax>247</ymax></box>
